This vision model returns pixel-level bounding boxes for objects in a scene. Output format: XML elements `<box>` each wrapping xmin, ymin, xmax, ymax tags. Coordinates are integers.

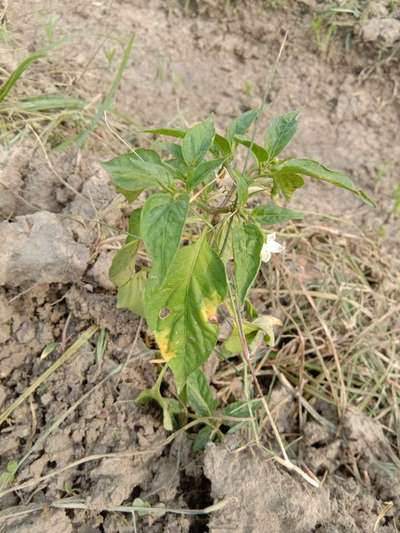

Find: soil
<box><xmin>0</xmin><ymin>0</ymin><xmax>399</xmax><ymax>531</ymax></box>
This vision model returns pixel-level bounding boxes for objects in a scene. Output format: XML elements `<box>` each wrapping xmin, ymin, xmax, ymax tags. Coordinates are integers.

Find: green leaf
<box><xmin>145</xmin><ymin>127</ymin><xmax>185</xmax><ymax>138</ymax></box>
<box><xmin>244</xmin><ymin>298</ymin><xmax>258</xmax><ymax>320</ymax></box>
<box><xmin>132</xmin><ymin>498</ymin><xmax>151</xmax><ymax>516</ymax></box>
<box><xmin>182</xmin><ymin>117</ymin><xmax>215</xmax><ymax>167</ymax></box>
<box><xmin>264</xmin><ymin>111</ymin><xmax>298</xmax><ymax>160</ymax></box>
<box><xmin>102</xmin><ymin>155</ymin><xmax>172</xmax><ymax>192</ymax></box>
<box><xmin>141</xmin><ymin>193</ymin><xmax>189</xmax><ymax>282</ymax></box>
<box><xmin>0</xmin><ymin>460</ymin><xmax>18</xmax><ymax>490</ymax></box>
<box><xmin>145</xmin><ymin>235</ymin><xmax>227</xmax><ymax>391</ymax></box>
<box><xmin>187</xmin><ymin>159</ymin><xmax>224</xmax><ymax>190</ymax></box>
<box><xmin>109</xmin><ymin>240</ymin><xmax>139</xmax><ymax>287</ymax></box>
<box><xmin>126</xmin><ymin>208</ymin><xmax>142</xmax><ymax>243</ymax></box>
<box><xmin>163</xmin><ymin>143</ymin><xmax>184</xmax><ymax>160</ymax></box>
<box><xmin>111</xmin><ymin>146</ymin><xmax>160</xmax><ymax>202</ymax></box>
<box><xmin>235</xmin><ymin>136</ymin><xmax>269</xmax><ymax>165</ymax></box>
<box><xmin>187</xmin><ymin>369</ymin><xmax>218</xmax><ymax>417</ymax></box>
<box><xmin>232</xmin><ymin>222</ymin><xmax>264</xmax><ymax>304</ymax></box>
<box><xmin>193</xmin><ymin>425</ymin><xmax>213</xmax><ymax>452</ymax></box>
<box><xmin>212</xmin><ymin>134</ymin><xmax>232</xmax><ymax>157</ymax></box>
<box><xmin>115</xmin><ymin>187</ymin><xmax>142</xmax><ymax>203</ymax></box>
<box><xmin>117</xmin><ymin>270</ymin><xmax>147</xmax><ymax>316</ymax></box>
<box><xmin>40</xmin><ymin>341</ymin><xmax>60</xmax><ymax>360</ymax></box>
<box><xmin>227</xmin><ymin>109</ymin><xmax>259</xmax><ymax>144</ymax></box>
<box><xmin>132</xmin><ymin>148</ymin><xmax>162</xmax><ymax>164</ymax></box>
<box><xmin>271</xmin><ymin>169</ymin><xmax>305</xmax><ymax>200</ymax></box>
<box><xmin>252</xmin><ymin>203</ymin><xmax>304</xmax><ymax>224</ymax></box>
<box><xmin>274</xmin><ymin>159</ymin><xmax>375</xmax><ymax>206</ymax></box>
<box><xmin>232</xmin><ymin>170</ymin><xmax>249</xmax><ymax>207</ymax></box>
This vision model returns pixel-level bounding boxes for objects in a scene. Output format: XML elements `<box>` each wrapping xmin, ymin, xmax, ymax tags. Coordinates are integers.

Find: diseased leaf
<box><xmin>141</xmin><ymin>193</ymin><xmax>189</xmax><ymax>282</ymax></box>
<box><xmin>235</xmin><ymin>136</ymin><xmax>269</xmax><ymax>165</ymax></box>
<box><xmin>224</xmin><ymin>323</ymin><xmax>258</xmax><ymax>353</ymax></box>
<box><xmin>224</xmin><ymin>315</ymin><xmax>281</xmax><ymax>353</ymax></box>
<box><xmin>252</xmin><ymin>203</ymin><xmax>304</xmax><ymax>225</ymax></box>
<box><xmin>193</xmin><ymin>425</ymin><xmax>213</xmax><ymax>452</ymax></box>
<box><xmin>182</xmin><ymin>117</ymin><xmax>215</xmax><ymax>167</ymax></box>
<box><xmin>187</xmin><ymin>159</ymin><xmax>224</xmax><ymax>190</ymax></box>
<box><xmin>109</xmin><ymin>240</ymin><xmax>139</xmax><ymax>287</ymax></box>
<box><xmin>264</xmin><ymin>111</ymin><xmax>298</xmax><ymax>160</ymax></box>
<box><xmin>227</xmin><ymin>109</ymin><xmax>259</xmax><ymax>144</ymax></box>
<box><xmin>271</xmin><ymin>169</ymin><xmax>305</xmax><ymax>200</ymax></box>
<box><xmin>117</xmin><ymin>270</ymin><xmax>147</xmax><ymax>316</ymax></box>
<box><xmin>232</xmin><ymin>222</ymin><xmax>264</xmax><ymax>304</ymax></box>
<box><xmin>187</xmin><ymin>369</ymin><xmax>218</xmax><ymax>416</ymax></box>
<box><xmin>126</xmin><ymin>208</ymin><xmax>142</xmax><ymax>242</ymax></box>
<box><xmin>274</xmin><ymin>159</ymin><xmax>375</xmax><ymax>206</ymax></box>
<box><xmin>251</xmin><ymin>315</ymin><xmax>282</xmax><ymax>346</ymax></box>
<box><xmin>145</xmin><ymin>235</ymin><xmax>227</xmax><ymax>391</ymax></box>
<box><xmin>102</xmin><ymin>154</ymin><xmax>173</xmax><ymax>192</ymax></box>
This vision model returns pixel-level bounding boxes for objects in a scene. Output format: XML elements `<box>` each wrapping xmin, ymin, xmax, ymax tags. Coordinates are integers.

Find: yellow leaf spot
<box><xmin>155</xmin><ymin>330</ymin><xmax>175</xmax><ymax>362</ymax></box>
<box><xmin>201</xmin><ymin>297</ymin><xmax>218</xmax><ymax>324</ymax></box>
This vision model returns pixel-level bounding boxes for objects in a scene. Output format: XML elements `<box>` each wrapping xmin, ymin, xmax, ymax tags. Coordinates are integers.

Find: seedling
<box><xmin>103</xmin><ymin>109</ymin><xmax>373</xmax><ymax>449</ymax></box>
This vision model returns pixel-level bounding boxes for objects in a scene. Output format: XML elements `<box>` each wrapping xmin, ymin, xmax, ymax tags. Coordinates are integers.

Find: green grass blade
<box><xmin>56</xmin><ymin>33</ymin><xmax>135</xmax><ymax>150</ymax></box>
<box><xmin>0</xmin><ymin>39</ymin><xmax>67</xmax><ymax>104</ymax></box>
<box><xmin>16</xmin><ymin>95</ymin><xmax>87</xmax><ymax>112</ymax></box>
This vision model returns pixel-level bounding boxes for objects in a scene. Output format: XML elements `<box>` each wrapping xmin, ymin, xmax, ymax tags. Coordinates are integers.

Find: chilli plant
<box><xmin>102</xmin><ymin>110</ymin><xmax>373</xmax><ymax>454</ymax></box>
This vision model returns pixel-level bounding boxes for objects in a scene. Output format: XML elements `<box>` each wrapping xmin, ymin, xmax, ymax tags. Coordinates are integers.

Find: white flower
<box><xmin>260</xmin><ymin>232</ymin><xmax>284</xmax><ymax>263</ymax></box>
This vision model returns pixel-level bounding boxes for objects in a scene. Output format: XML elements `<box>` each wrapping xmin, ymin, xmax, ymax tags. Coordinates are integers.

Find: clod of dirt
<box><xmin>65</xmin><ymin>285</ymin><xmax>141</xmax><ymax>339</ymax></box>
<box><xmin>88</xmin><ymin>456</ymin><xmax>152</xmax><ymax>508</ymax></box>
<box><xmin>2</xmin><ymin>509</ymin><xmax>72</xmax><ymax>533</ymax></box>
<box><xmin>64</xmin><ymin>172</ymin><xmax>121</xmax><ymax>246</ymax></box>
<box><xmin>361</xmin><ymin>17</ymin><xmax>400</xmax><ymax>47</ymax></box>
<box><xmin>342</xmin><ymin>410</ymin><xmax>400</xmax><ymax>504</ymax></box>
<box><xmin>0</xmin><ymin>211</ymin><xmax>90</xmax><ymax>287</ymax></box>
<box><xmin>204</xmin><ymin>443</ymin><xmax>330</xmax><ymax>533</ymax></box>
<box><xmin>0</xmin><ymin>285</ymin><xmax>64</xmax><ymax>378</ymax></box>
<box><xmin>89</xmin><ymin>250</ymin><xmax>115</xmax><ymax>290</ymax></box>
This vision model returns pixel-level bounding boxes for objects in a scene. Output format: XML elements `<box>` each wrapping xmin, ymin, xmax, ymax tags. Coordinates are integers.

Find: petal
<box><xmin>269</xmin><ymin>240</ymin><xmax>284</xmax><ymax>254</ymax></box>
<box><xmin>260</xmin><ymin>244</ymin><xmax>271</xmax><ymax>263</ymax></box>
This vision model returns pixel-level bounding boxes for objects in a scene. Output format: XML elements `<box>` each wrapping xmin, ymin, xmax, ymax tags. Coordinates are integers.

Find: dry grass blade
<box><xmin>0</xmin><ymin>497</ymin><xmax>231</xmax><ymax>523</ymax></box>
<box><xmin>256</xmin><ymin>221</ymin><xmax>400</xmax><ymax>441</ymax></box>
<box><xmin>0</xmin><ymin>325</ymin><xmax>98</xmax><ymax>426</ymax></box>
